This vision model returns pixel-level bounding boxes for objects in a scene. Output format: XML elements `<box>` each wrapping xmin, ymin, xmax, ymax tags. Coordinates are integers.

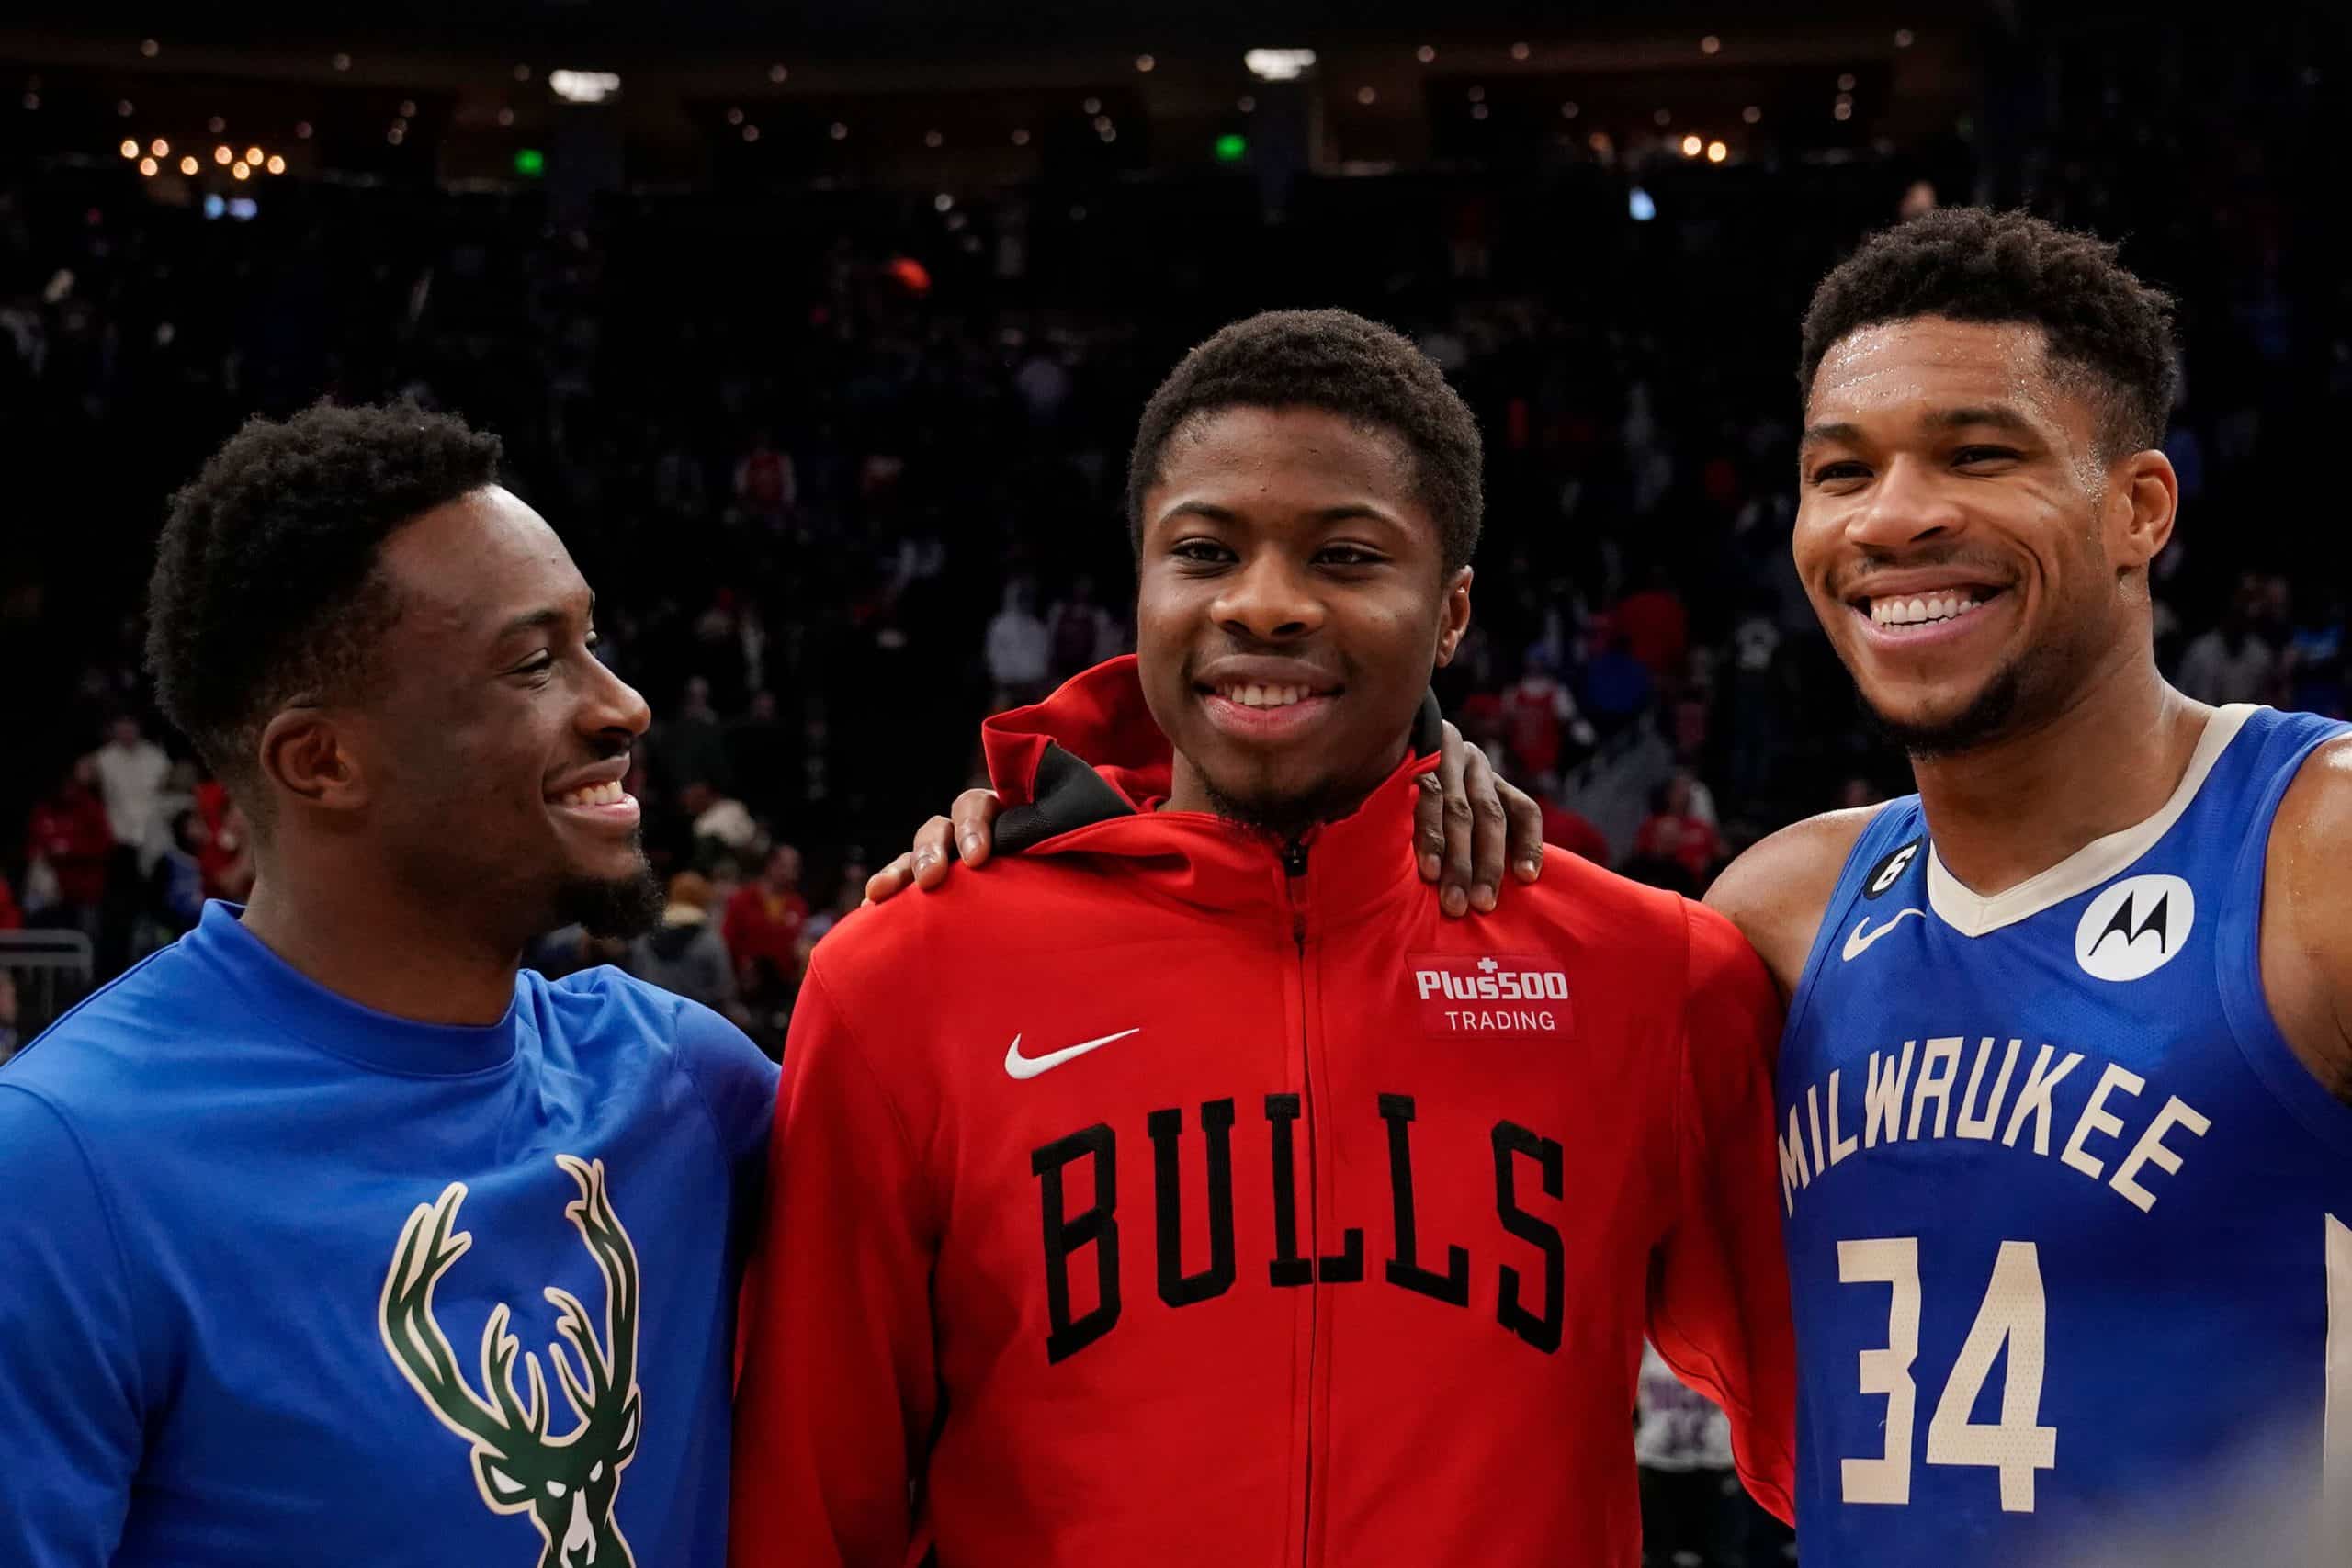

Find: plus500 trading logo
<box><xmin>1414</xmin><ymin>961</ymin><xmax>1571</xmax><ymax>1002</ymax></box>
<box><xmin>1409</xmin><ymin>954</ymin><xmax>1575</xmax><ymax>1038</ymax></box>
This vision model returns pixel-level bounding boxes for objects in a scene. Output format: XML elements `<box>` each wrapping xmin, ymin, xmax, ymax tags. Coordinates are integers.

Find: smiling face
<box><xmin>351</xmin><ymin>486</ymin><xmax>659</xmax><ymax>937</ymax></box>
<box><xmin>1794</xmin><ymin>315</ymin><xmax>2176</xmax><ymax>757</ymax></box>
<box><xmin>1136</xmin><ymin>405</ymin><xmax>1471</xmax><ymax>837</ymax></box>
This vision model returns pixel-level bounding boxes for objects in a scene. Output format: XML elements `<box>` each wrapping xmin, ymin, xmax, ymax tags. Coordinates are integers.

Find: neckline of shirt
<box><xmin>188</xmin><ymin>900</ymin><xmax>526</xmax><ymax>1076</ymax></box>
<box><xmin>1923</xmin><ymin>703</ymin><xmax>2256</xmax><ymax>939</ymax></box>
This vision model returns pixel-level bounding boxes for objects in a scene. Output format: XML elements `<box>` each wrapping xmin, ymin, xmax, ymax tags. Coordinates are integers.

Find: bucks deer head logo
<box><xmin>379</xmin><ymin>1156</ymin><xmax>643</xmax><ymax>1567</ymax></box>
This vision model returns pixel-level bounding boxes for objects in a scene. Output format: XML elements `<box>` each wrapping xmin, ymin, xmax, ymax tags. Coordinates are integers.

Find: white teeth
<box><xmin>1220</xmin><ymin>683</ymin><xmax>1310</xmax><ymax>708</ymax></box>
<box><xmin>558</xmin><ymin>780</ymin><xmax>627</xmax><ymax>807</ymax></box>
<box><xmin>1869</xmin><ymin>592</ymin><xmax>1989</xmax><ymax>628</ymax></box>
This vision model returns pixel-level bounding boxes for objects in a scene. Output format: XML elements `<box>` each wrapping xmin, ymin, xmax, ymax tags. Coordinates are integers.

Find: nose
<box><xmin>582</xmin><ymin>654</ymin><xmax>652</xmax><ymax>745</ymax></box>
<box><xmin>1845</xmin><ymin>452</ymin><xmax>1969</xmax><ymax>553</ymax></box>
<box><xmin>1209</xmin><ymin>553</ymin><xmax>1324</xmax><ymax>643</ymax></box>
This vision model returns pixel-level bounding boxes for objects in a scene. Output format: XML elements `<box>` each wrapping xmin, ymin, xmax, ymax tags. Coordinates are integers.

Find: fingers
<box><xmin>910</xmin><ymin>816</ymin><xmax>956</xmax><ymax>889</ymax></box>
<box><xmin>1461</xmin><ymin>745</ymin><xmax>1508</xmax><ymax>914</ymax></box>
<box><xmin>1495</xmin><ymin>769</ymin><xmax>1547</xmax><ymax>883</ymax></box>
<box><xmin>950</xmin><ymin>788</ymin><xmax>1002</xmax><ymax>866</ymax></box>
<box><xmin>864</xmin><ymin>852</ymin><xmax>916</xmax><ymax>905</ymax></box>
<box><xmin>865</xmin><ymin>795</ymin><xmax>1009</xmax><ymax>908</ymax></box>
<box><xmin>1415</xmin><ymin>771</ymin><xmax>1445</xmax><ymax>882</ymax></box>
<box><xmin>1434</xmin><ymin>724</ymin><xmax>1474</xmax><ymax>918</ymax></box>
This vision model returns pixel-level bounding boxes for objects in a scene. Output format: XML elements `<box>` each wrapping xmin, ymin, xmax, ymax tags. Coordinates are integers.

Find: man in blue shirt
<box><xmin>0</xmin><ymin>403</ymin><xmax>779</xmax><ymax>1566</ymax></box>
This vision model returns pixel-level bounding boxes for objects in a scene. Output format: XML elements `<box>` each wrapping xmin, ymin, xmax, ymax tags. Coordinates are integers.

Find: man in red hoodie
<box><xmin>731</xmin><ymin>310</ymin><xmax>1794</xmax><ymax>1567</ymax></box>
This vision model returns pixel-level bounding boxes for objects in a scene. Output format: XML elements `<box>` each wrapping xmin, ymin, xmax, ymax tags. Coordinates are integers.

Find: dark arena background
<box><xmin>1</xmin><ymin>4</ymin><xmax>2346</xmax><ymax>1561</ymax></box>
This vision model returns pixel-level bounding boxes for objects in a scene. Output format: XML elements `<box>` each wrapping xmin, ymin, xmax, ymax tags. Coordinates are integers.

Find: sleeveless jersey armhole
<box><xmin>1778</xmin><ymin>802</ymin><xmax>1914</xmax><ymax>1062</ymax></box>
<box><xmin>2216</xmin><ymin>722</ymin><xmax>2352</xmax><ymax>1157</ymax></box>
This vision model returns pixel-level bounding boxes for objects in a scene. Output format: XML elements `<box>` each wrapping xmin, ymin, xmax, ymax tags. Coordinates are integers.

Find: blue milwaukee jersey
<box><xmin>0</xmin><ymin>900</ymin><xmax>779</xmax><ymax>1568</ymax></box>
<box><xmin>1778</xmin><ymin>704</ymin><xmax>2352</xmax><ymax>1566</ymax></box>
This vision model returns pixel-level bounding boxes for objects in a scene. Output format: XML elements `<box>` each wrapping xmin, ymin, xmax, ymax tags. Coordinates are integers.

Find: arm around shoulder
<box><xmin>0</xmin><ymin>1085</ymin><xmax>144</xmax><ymax>1566</ymax></box>
<box><xmin>1703</xmin><ymin>806</ymin><xmax>1883</xmax><ymax>998</ymax></box>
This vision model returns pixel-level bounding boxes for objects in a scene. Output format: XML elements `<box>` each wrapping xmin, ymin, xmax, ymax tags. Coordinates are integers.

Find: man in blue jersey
<box><xmin>0</xmin><ymin>403</ymin><xmax>779</xmax><ymax>1566</ymax></box>
<box><xmin>1701</xmin><ymin>209</ymin><xmax>2352</xmax><ymax>1562</ymax></box>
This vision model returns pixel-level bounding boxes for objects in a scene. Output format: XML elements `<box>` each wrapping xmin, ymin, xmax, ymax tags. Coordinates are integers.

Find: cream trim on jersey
<box><xmin>1924</xmin><ymin>703</ymin><xmax>2256</xmax><ymax>938</ymax></box>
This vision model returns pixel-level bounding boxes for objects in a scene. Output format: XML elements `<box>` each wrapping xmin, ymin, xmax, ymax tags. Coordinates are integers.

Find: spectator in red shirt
<box><xmin>26</xmin><ymin>757</ymin><xmax>113</xmax><ymax>938</ymax></box>
<box><xmin>733</xmin><ymin>427</ymin><xmax>797</xmax><ymax>525</ymax></box>
<box><xmin>193</xmin><ymin>778</ymin><xmax>256</xmax><ymax>902</ymax></box>
<box><xmin>1495</xmin><ymin>752</ymin><xmax>1612</xmax><ymax>866</ymax></box>
<box><xmin>1611</xmin><ymin>561</ymin><xmax>1690</xmax><ymax>684</ymax></box>
<box><xmin>1499</xmin><ymin>649</ymin><xmax>1595</xmax><ymax>792</ymax></box>
<box><xmin>0</xmin><ymin>869</ymin><xmax>22</xmax><ymax>931</ymax></box>
<box><xmin>1542</xmin><ymin>797</ymin><xmax>1614</xmax><ymax>865</ymax></box>
<box><xmin>1630</xmin><ymin>771</ymin><xmax>1724</xmax><ymax>892</ymax></box>
<box><xmin>723</xmin><ymin>842</ymin><xmax>809</xmax><ymax>998</ymax></box>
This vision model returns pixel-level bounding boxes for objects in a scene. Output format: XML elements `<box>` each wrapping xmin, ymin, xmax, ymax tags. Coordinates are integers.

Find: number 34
<box><xmin>1840</xmin><ymin>1237</ymin><xmax>2057</xmax><ymax>1512</ymax></box>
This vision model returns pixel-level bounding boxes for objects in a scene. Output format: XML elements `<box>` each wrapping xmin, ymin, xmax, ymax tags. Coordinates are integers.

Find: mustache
<box><xmin>1828</xmin><ymin>548</ymin><xmax>2016</xmax><ymax>599</ymax></box>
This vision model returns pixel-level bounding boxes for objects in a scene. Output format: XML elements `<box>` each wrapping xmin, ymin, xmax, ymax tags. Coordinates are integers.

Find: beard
<box><xmin>1856</xmin><ymin>650</ymin><xmax>2035</xmax><ymax>761</ymax></box>
<box><xmin>1198</xmin><ymin>773</ymin><xmax>1366</xmax><ymax>845</ymax></box>
<box><xmin>550</xmin><ymin>841</ymin><xmax>665</xmax><ymax>940</ymax></box>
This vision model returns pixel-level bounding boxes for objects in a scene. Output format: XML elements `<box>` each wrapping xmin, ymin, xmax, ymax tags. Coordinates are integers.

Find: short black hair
<box><xmin>1799</xmin><ymin>208</ymin><xmax>2180</xmax><ymax>458</ymax></box>
<box><xmin>145</xmin><ymin>401</ymin><xmax>503</xmax><ymax>802</ymax></box>
<box><xmin>1125</xmin><ymin>309</ymin><xmax>1484</xmax><ymax>572</ymax></box>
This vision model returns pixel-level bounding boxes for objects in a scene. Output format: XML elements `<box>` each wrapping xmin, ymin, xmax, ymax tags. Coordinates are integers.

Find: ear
<box><xmin>2107</xmin><ymin>447</ymin><xmax>2179</xmax><ymax>579</ymax></box>
<box><xmin>256</xmin><ymin>708</ymin><xmax>371</xmax><ymax>816</ymax></box>
<box><xmin>1433</xmin><ymin>566</ymin><xmax>1475</xmax><ymax>669</ymax></box>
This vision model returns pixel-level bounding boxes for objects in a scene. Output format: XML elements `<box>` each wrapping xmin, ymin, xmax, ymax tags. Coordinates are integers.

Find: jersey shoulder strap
<box><xmin>1781</xmin><ymin>797</ymin><xmax>1927</xmax><ymax>1046</ymax></box>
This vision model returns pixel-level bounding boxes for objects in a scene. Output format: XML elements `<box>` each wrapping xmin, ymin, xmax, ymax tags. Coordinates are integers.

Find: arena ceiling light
<box><xmin>1244</xmin><ymin>49</ymin><xmax>1317</xmax><ymax>82</ymax></box>
<box><xmin>549</xmin><ymin>69</ymin><xmax>622</xmax><ymax>105</ymax></box>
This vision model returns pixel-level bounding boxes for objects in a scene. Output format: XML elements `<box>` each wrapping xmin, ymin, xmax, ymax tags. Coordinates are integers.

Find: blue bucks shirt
<box><xmin>1778</xmin><ymin>705</ymin><xmax>2352</xmax><ymax>1565</ymax></box>
<box><xmin>0</xmin><ymin>901</ymin><xmax>779</xmax><ymax>1568</ymax></box>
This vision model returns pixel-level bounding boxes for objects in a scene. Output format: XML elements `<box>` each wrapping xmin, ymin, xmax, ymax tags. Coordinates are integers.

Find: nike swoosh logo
<box><xmin>1004</xmin><ymin>1028</ymin><xmax>1142</xmax><ymax>1080</ymax></box>
<box><xmin>1842</xmin><ymin>908</ymin><xmax>1926</xmax><ymax>962</ymax></box>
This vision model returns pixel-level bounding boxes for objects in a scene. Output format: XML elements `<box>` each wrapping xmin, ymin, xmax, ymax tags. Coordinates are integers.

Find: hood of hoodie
<box><xmin>979</xmin><ymin>655</ymin><xmax>1444</xmax><ymax>923</ymax></box>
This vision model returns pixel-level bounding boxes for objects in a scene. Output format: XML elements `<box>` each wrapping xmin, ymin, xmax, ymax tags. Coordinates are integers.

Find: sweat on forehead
<box><xmin>1807</xmin><ymin>317</ymin><xmax>2120</xmax><ymax>468</ymax></box>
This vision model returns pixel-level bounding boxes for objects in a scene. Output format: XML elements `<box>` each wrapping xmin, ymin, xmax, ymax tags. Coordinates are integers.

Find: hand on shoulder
<box><xmin>865</xmin><ymin>724</ymin><xmax>1544</xmax><ymax>917</ymax></box>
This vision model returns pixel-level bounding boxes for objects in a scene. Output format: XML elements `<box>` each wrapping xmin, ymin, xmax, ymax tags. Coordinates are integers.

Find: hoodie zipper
<box><xmin>1282</xmin><ymin>837</ymin><xmax>1314</xmax><ymax>1568</ymax></box>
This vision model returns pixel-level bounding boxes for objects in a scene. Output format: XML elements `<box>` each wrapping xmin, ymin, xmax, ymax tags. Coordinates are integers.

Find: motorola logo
<box><xmin>2075</xmin><ymin>874</ymin><xmax>2195</xmax><ymax>983</ymax></box>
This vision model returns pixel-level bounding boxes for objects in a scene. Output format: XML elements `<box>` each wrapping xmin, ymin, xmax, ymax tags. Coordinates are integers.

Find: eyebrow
<box><xmin>1159</xmin><ymin>500</ymin><xmax>1400</xmax><ymax>527</ymax></box>
<box><xmin>1801</xmin><ymin>405</ymin><xmax>2040</xmax><ymax>450</ymax></box>
<box><xmin>495</xmin><ymin>592</ymin><xmax>594</xmax><ymax>641</ymax></box>
<box><xmin>1928</xmin><ymin>405</ymin><xmax>2037</xmax><ymax>435</ymax></box>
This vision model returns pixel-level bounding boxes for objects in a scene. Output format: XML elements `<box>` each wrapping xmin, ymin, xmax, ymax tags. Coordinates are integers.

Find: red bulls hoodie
<box><xmin>732</xmin><ymin>657</ymin><xmax>1795</xmax><ymax>1567</ymax></box>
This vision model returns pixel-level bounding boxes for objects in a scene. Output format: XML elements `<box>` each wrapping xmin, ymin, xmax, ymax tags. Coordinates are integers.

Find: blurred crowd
<box><xmin>6</xmin><ymin>14</ymin><xmax>2349</xmax><ymax>1087</ymax></box>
